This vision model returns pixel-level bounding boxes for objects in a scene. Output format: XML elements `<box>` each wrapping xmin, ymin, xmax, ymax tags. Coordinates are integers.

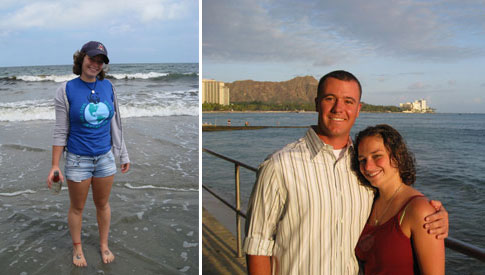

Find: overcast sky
<box><xmin>0</xmin><ymin>0</ymin><xmax>198</xmax><ymax>66</ymax></box>
<box><xmin>203</xmin><ymin>0</ymin><xmax>485</xmax><ymax>113</ymax></box>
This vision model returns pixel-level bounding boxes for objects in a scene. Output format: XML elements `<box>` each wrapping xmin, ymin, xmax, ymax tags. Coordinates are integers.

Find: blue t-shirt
<box><xmin>66</xmin><ymin>77</ymin><xmax>115</xmax><ymax>156</ymax></box>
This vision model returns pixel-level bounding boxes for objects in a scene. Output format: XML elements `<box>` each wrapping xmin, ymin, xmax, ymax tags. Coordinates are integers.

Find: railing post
<box><xmin>235</xmin><ymin>163</ymin><xmax>243</xmax><ymax>258</ymax></box>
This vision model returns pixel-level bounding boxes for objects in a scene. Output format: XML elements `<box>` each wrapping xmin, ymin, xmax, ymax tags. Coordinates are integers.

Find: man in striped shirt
<box><xmin>243</xmin><ymin>70</ymin><xmax>448</xmax><ymax>275</ymax></box>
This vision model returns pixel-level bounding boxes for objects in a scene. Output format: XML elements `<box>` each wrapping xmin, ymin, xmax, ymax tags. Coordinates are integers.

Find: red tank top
<box><xmin>355</xmin><ymin>195</ymin><xmax>424</xmax><ymax>275</ymax></box>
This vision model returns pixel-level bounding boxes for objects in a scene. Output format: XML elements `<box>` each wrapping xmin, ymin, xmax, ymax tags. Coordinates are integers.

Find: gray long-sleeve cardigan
<box><xmin>52</xmin><ymin>80</ymin><xmax>130</xmax><ymax>164</ymax></box>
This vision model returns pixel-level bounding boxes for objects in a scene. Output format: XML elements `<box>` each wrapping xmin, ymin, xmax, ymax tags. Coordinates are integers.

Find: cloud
<box><xmin>202</xmin><ymin>0</ymin><xmax>359</xmax><ymax>66</ymax></box>
<box><xmin>310</xmin><ymin>0</ymin><xmax>483</xmax><ymax>60</ymax></box>
<box><xmin>203</xmin><ymin>0</ymin><xmax>485</xmax><ymax>65</ymax></box>
<box><xmin>448</xmin><ymin>80</ymin><xmax>456</xmax><ymax>86</ymax></box>
<box><xmin>0</xmin><ymin>0</ymin><xmax>192</xmax><ymax>32</ymax></box>
<box><xmin>408</xmin><ymin>81</ymin><xmax>432</xmax><ymax>90</ymax></box>
<box><xmin>109</xmin><ymin>24</ymin><xmax>136</xmax><ymax>34</ymax></box>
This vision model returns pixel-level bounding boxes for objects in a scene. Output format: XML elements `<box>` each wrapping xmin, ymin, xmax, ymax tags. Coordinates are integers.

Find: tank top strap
<box><xmin>397</xmin><ymin>195</ymin><xmax>426</xmax><ymax>225</ymax></box>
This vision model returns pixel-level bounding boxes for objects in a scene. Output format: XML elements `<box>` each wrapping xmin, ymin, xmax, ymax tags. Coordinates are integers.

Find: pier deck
<box><xmin>202</xmin><ymin>207</ymin><xmax>247</xmax><ymax>274</ymax></box>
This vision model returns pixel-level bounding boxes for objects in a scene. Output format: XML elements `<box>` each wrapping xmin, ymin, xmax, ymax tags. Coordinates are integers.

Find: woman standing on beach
<box><xmin>352</xmin><ymin>124</ymin><xmax>444</xmax><ymax>274</ymax></box>
<box><xmin>46</xmin><ymin>41</ymin><xmax>130</xmax><ymax>267</ymax></box>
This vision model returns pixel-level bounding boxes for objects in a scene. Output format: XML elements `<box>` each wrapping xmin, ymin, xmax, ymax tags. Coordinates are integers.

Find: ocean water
<box><xmin>0</xmin><ymin>64</ymin><xmax>199</xmax><ymax>274</ymax></box>
<box><xmin>0</xmin><ymin>63</ymin><xmax>198</xmax><ymax>121</ymax></box>
<box><xmin>202</xmin><ymin>112</ymin><xmax>485</xmax><ymax>274</ymax></box>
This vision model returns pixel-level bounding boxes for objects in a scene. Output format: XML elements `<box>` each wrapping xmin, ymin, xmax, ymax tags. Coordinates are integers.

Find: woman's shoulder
<box><xmin>66</xmin><ymin>77</ymin><xmax>80</xmax><ymax>84</ymax></box>
<box><xmin>404</xmin><ymin>194</ymin><xmax>435</xmax><ymax>221</ymax></box>
<box><xmin>99</xmin><ymin>78</ymin><xmax>113</xmax><ymax>85</ymax></box>
<box><xmin>55</xmin><ymin>81</ymin><xmax>68</xmax><ymax>97</ymax></box>
<box><xmin>98</xmin><ymin>78</ymin><xmax>114</xmax><ymax>92</ymax></box>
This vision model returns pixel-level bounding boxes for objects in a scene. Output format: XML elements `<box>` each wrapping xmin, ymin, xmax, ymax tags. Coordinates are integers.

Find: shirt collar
<box><xmin>305</xmin><ymin>126</ymin><xmax>353</xmax><ymax>160</ymax></box>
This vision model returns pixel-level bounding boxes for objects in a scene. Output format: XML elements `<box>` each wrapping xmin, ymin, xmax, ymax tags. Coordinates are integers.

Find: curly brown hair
<box><xmin>72</xmin><ymin>50</ymin><xmax>107</xmax><ymax>80</ymax></box>
<box><xmin>351</xmin><ymin>124</ymin><xmax>416</xmax><ymax>190</ymax></box>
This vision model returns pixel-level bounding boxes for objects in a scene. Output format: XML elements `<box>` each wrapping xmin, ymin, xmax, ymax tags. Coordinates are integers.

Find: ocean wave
<box><xmin>124</xmin><ymin>183</ymin><xmax>198</xmax><ymax>192</ymax></box>
<box><xmin>0</xmin><ymin>100</ymin><xmax>54</xmax><ymax>121</ymax></box>
<box><xmin>0</xmin><ymin>99</ymin><xmax>198</xmax><ymax>122</ymax></box>
<box><xmin>120</xmin><ymin>105</ymin><xmax>199</xmax><ymax>118</ymax></box>
<box><xmin>107</xmin><ymin>72</ymin><xmax>198</xmax><ymax>81</ymax></box>
<box><xmin>1</xmin><ymin>72</ymin><xmax>198</xmax><ymax>82</ymax></box>
<box><xmin>108</xmin><ymin>72</ymin><xmax>169</xmax><ymax>80</ymax></box>
<box><xmin>1</xmin><ymin>74</ymin><xmax>77</xmax><ymax>83</ymax></box>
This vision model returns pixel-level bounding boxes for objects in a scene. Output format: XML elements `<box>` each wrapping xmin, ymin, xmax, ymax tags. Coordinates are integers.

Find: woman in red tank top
<box><xmin>351</xmin><ymin>124</ymin><xmax>444</xmax><ymax>274</ymax></box>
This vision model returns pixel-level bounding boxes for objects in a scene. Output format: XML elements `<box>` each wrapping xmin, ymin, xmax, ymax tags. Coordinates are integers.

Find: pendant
<box><xmin>91</xmin><ymin>90</ymin><xmax>95</xmax><ymax>94</ymax></box>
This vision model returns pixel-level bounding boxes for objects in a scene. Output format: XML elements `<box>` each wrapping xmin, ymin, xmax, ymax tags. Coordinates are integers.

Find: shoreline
<box><xmin>202</xmin><ymin>110</ymin><xmax>436</xmax><ymax>114</ymax></box>
<box><xmin>202</xmin><ymin>125</ymin><xmax>307</xmax><ymax>131</ymax></box>
<box><xmin>202</xmin><ymin>110</ymin><xmax>315</xmax><ymax>114</ymax></box>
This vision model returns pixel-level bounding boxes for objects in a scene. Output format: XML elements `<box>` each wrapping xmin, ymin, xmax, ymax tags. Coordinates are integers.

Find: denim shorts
<box><xmin>65</xmin><ymin>150</ymin><xmax>117</xmax><ymax>182</ymax></box>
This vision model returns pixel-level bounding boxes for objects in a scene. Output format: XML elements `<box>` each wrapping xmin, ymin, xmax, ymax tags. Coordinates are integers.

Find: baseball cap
<box><xmin>81</xmin><ymin>41</ymin><xmax>109</xmax><ymax>64</ymax></box>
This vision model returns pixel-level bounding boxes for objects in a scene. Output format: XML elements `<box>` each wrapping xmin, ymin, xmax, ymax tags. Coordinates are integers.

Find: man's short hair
<box><xmin>317</xmin><ymin>70</ymin><xmax>362</xmax><ymax>100</ymax></box>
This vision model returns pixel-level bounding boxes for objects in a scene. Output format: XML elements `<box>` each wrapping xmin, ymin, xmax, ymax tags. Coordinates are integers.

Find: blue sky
<box><xmin>203</xmin><ymin>0</ymin><xmax>485</xmax><ymax>113</ymax></box>
<box><xmin>0</xmin><ymin>0</ymin><xmax>198</xmax><ymax>66</ymax></box>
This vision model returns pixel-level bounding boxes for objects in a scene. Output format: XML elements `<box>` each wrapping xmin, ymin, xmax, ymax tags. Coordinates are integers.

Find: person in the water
<box><xmin>47</xmin><ymin>41</ymin><xmax>130</xmax><ymax>267</ymax></box>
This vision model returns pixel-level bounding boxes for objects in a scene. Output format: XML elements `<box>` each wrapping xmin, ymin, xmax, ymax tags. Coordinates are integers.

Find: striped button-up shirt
<box><xmin>244</xmin><ymin>127</ymin><xmax>375</xmax><ymax>275</ymax></box>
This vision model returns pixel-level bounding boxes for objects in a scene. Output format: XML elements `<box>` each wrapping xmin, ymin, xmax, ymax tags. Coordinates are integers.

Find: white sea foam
<box><xmin>119</xmin><ymin>105</ymin><xmax>199</xmax><ymax>118</ymax></box>
<box><xmin>0</xmin><ymin>107</ymin><xmax>54</xmax><ymax>121</ymax></box>
<box><xmin>0</xmin><ymin>99</ymin><xmax>197</xmax><ymax>122</ymax></box>
<box><xmin>116</xmin><ymin>194</ymin><xmax>129</xmax><ymax>202</ymax></box>
<box><xmin>136</xmin><ymin>211</ymin><xmax>144</xmax><ymax>220</ymax></box>
<box><xmin>0</xmin><ymin>99</ymin><xmax>54</xmax><ymax>122</ymax></box>
<box><xmin>182</xmin><ymin>241</ymin><xmax>198</xmax><ymax>248</ymax></box>
<box><xmin>109</xmin><ymin>72</ymin><xmax>169</xmax><ymax>79</ymax></box>
<box><xmin>15</xmin><ymin>74</ymin><xmax>77</xmax><ymax>82</ymax></box>
<box><xmin>13</xmin><ymin>240</ymin><xmax>26</xmax><ymax>251</ymax></box>
<box><xmin>0</xmin><ymin>190</ymin><xmax>36</xmax><ymax>197</ymax></box>
<box><xmin>10</xmin><ymin>72</ymin><xmax>173</xmax><ymax>82</ymax></box>
<box><xmin>9</xmin><ymin>260</ymin><xmax>18</xmax><ymax>267</ymax></box>
<box><xmin>124</xmin><ymin>183</ymin><xmax>197</xmax><ymax>192</ymax></box>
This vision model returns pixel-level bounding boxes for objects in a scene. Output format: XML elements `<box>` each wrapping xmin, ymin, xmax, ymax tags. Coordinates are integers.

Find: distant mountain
<box><xmin>216</xmin><ymin>76</ymin><xmax>406</xmax><ymax>113</ymax></box>
<box><xmin>226</xmin><ymin>76</ymin><xmax>318</xmax><ymax>104</ymax></box>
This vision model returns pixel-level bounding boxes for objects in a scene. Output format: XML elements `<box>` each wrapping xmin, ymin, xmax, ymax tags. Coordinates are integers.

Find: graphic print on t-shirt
<box><xmin>80</xmin><ymin>92</ymin><xmax>113</xmax><ymax>128</ymax></box>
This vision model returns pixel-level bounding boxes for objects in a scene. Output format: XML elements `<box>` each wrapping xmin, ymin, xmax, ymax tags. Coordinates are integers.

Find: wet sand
<box><xmin>0</xmin><ymin>117</ymin><xmax>199</xmax><ymax>274</ymax></box>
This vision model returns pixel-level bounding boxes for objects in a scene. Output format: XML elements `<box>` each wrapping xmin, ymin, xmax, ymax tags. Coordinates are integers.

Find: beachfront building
<box><xmin>202</xmin><ymin>79</ymin><xmax>230</xmax><ymax>105</ymax></box>
<box><xmin>400</xmin><ymin>99</ymin><xmax>430</xmax><ymax>113</ymax></box>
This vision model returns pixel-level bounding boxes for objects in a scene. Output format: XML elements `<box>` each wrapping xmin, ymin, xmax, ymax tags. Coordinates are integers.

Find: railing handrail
<box><xmin>202</xmin><ymin>184</ymin><xmax>247</xmax><ymax>219</ymax></box>
<box><xmin>203</xmin><ymin>148</ymin><xmax>258</xmax><ymax>172</ymax></box>
<box><xmin>203</xmin><ymin>147</ymin><xmax>485</xmax><ymax>262</ymax></box>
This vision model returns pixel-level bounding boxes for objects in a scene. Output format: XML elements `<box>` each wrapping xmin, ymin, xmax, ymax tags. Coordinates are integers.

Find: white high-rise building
<box><xmin>400</xmin><ymin>99</ymin><xmax>429</xmax><ymax>113</ymax></box>
<box><xmin>202</xmin><ymin>79</ymin><xmax>230</xmax><ymax>105</ymax></box>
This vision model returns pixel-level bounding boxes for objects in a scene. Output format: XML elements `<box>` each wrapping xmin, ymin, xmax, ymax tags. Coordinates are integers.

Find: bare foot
<box><xmin>73</xmin><ymin>244</ymin><xmax>87</xmax><ymax>267</ymax></box>
<box><xmin>101</xmin><ymin>246</ymin><xmax>115</xmax><ymax>264</ymax></box>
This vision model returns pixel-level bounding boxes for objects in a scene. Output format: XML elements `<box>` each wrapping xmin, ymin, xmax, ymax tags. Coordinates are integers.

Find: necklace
<box><xmin>82</xmin><ymin>78</ymin><xmax>97</xmax><ymax>94</ymax></box>
<box><xmin>374</xmin><ymin>184</ymin><xmax>403</xmax><ymax>225</ymax></box>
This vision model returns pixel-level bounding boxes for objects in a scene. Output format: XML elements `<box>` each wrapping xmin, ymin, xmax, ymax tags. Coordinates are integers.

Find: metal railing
<box><xmin>202</xmin><ymin>148</ymin><xmax>255</xmax><ymax>257</ymax></box>
<box><xmin>202</xmin><ymin>147</ymin><xmax>485</xmax><ymax>262</ymax></box>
